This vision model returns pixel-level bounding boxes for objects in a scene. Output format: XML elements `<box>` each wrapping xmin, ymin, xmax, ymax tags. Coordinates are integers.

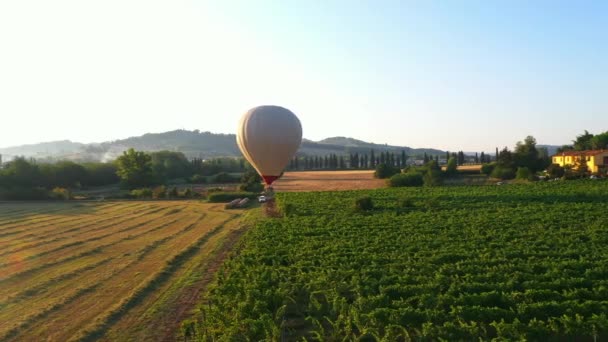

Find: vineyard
<box><xmin>192</xmin><ymin>181</ymin><xmax>608</xmax><ymax>340</ymax></box>
<box><xmin>0</xmin><ymin>201</ymin><xmax>244</xmax><ymax>341</ymax></box>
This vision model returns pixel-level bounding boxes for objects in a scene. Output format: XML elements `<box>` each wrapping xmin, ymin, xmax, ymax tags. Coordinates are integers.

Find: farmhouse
<box><xmin>552</xmin><ymin>150</ymin><xmax>608</xmax><ymax>174</ymax></box>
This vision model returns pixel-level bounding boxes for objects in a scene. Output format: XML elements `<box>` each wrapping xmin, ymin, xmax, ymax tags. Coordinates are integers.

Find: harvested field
<box><xmin>0</xmin><ymin>201</ymin><xmax>245</xmax><ymax>341</ymax></box>
<box><xmin>272</xmin><ymin>170</ymin><xmax>385</xmax><ymax>192</ymax></box>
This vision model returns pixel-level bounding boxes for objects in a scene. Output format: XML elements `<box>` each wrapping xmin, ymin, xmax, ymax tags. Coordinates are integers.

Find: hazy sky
<box><xmin>1</xmin><ymin>1</ymin><xmax>606</xmax><ymax>151</ymax></box>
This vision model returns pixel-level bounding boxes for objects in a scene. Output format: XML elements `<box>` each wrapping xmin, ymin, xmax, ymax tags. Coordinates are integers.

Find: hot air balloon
<box><xmin>237</xmin><ymin>105</ymin><xmax>302</xmax><ymax>186</ymax></box>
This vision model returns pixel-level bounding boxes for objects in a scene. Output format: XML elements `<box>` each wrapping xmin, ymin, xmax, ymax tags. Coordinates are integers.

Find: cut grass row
<box><xmin>0</xmin><ymin>204</ymin><xmax>182</xmax><ymax>267</ymax></box>
<box><xmin>0</xmin><ymin>202</ymin><xmax>148</xmax><ymax>242</ymax></box>
<box><xmin>1</xmin><ymin>210</ymin><xmax>201</xmax><ymax>338</ymax></box>
<box><xmin>0</xmin><ymin>202</ymin><xmax>124</xmax><ymax>232</ymax></box>
<box><xmin>0</xmin><ymin>203</ymin><xmax>153</xmax><ymax>256</ymax></box>
<box><xmin>15</xmin><ymin>211</ymin><xmax>232</xmax><ymax>341</ymax></box>
<box><xmin>0</xmin><ymin>201</ymin><xmax>245</xmax><ymax>342</ymax></box>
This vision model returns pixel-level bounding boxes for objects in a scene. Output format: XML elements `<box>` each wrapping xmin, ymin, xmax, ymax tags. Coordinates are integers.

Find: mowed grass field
<box><xmin>0</xmin><ymin>201</ymin><xmax>245</xmax><ymax>341</ymax></box>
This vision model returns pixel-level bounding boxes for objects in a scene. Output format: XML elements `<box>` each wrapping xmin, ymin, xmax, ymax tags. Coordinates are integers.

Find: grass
<box><xmin>0</xmin><ymin>201</ymin><xmax>245</xmax><ymax>341</ymax></box>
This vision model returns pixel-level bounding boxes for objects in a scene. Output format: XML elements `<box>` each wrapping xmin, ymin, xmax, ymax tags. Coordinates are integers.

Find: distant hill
<box><xmin>0</xmin><ymin>130</ymin><xmax>445</xmax><ymax>163</ymax></box>
<box><xmin>0</xmin><ymin>140</ymin><xmax>85</xmax><ymax>161</ymax></box>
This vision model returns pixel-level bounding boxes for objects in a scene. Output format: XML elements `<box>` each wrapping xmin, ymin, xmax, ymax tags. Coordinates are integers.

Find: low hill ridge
<box><xmin>1</xmin><ymin>129</ymin><xmax>444</xmax><ymax>162</ymax></box>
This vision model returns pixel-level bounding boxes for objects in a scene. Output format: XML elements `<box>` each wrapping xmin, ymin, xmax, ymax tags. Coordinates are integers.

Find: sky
<box><xmin>0</xmin><ymin>1</ymin><xmax>606</xmax><ymax>152</ymax></box>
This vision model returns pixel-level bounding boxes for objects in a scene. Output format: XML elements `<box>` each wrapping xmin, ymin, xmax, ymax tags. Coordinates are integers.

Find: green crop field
<box><xmin>191</xmin><ymin>181</ymin><xmax>608</xmax><ymax>341</ymax></box>
<box><xmin>0</xmin><ymin>201</ymin><xmax>245</xmax><ymax>341</ymax></box>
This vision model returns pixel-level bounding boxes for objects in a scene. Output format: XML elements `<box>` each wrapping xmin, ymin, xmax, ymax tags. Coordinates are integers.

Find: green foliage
<box><xmin>481</xmin><ymin>163</ymin><xmax>496</xmax><ymax>175</ymax></box>
<box><xmin>573</xmin><ymin>130</ymin><xmax>594</xmax><ymax>151</ymax></box>
<box><xmin>388</xmin><ymin>172</ymin><xmax>423</xmax><ymax>187</ymax></box>
<box><xmin>423</xmin><ymin>169</ymin><xmax>443</xmax><ymax>186</ymax></box>
<box><xmin>207</xmin><ymin>191</ymin><xmax>257</xmax><ymax>203</ymax></box>
<box><xmin>374</xmin><ymin>163</ymin><xmax>399</xmax><ymax>179</ymax></box>
<box><xmin>169</xmin><ymin>186</ymin><xmax>179</xmax><ymax>198</ymax></box>
<box><xmin>445</xmin><ymin>157</ymin><xmax>457</xmax><ymax>176</ymax></box>
<box><xmin>130</xmin><ymin>188</ymin><xmax>153</xmax><ymax>198</ymax></box>
<box><xmin>150</xmin><ymin>150</ymin><xmax>192</xmax><ymax>181</ymax></box>
<box><xmin>491</xmin><ymin>165</ymin><xmax>516</xmax><ymax>180</ymax></box>
<box><xmin>116</xmin><ymin>148</ymin><xmax>157</xmax><ymax>189</ymax></box>
<box><xmin>546</xmin><ymin>164</ymin><xmax>565</xmax><ymax>178</ymax></box>
<box><xmin>591</xmin><ymin>131</ymin><xmax>608</xmax><ymax>150</ymax></box>
<box><xmin>514</xmin><ymin>136</ymin><xmax>550</xmax><ymax>172</ymax></box>
<box><xmin>193</xmin><ymin>182</ymin><xmax>608</xmax><ymax>340</ymax></box>
<box><xmin>0</xmin><ymin>186</ymin><xmax>49</xmax><ymax>200</ymax></box>
<box><xmin>397</xmin><ymin>196</ymin><xmax>415</xmax><ymax>208</ymax></box>
<box><xmin>354</xmin><ymin>196</ymin><xmax>374</xmax><ymax>211</ymax></box>
<box><xmin>239</xmin><ymin>170</ymin><xmax>264</xmax><ymax>192</ymax></box>
<box><xmin>516</xmin><ymin>167</ymin><xmax>532</xmax><ymax>181</ymax></box>
<box><xmin>82</xmin><ymin>162</ymin><xmax>119</xmax><ymax>186</ymax></box>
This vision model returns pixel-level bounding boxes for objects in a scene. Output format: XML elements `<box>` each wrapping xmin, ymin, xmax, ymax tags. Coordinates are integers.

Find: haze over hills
<box><xmin>0</xmin><ymin>130</ymin><xmax>446</xmax><ymax>163</ymax></box>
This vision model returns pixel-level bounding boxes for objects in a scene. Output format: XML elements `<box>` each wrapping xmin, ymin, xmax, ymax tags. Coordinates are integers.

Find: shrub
<box><xmin>152</xmin><ymin>186</ymin><xmax>167</xmax><ymax>199</ymax></box>
<box><xmin>50</xmin><ymin>187</ymin><xmax>71</xmax><ymax>200</ymax></box>
<box><xmin>130</xmin><ymin>188</ymin><xmax>153</xmax><ymax>198</ymax></box>
<box><xmin>388</xmin><ymin>172</ymin><xmax>424</xmax><ymax>187</ymax></box>
<box><xmin>169</xmin><ymin>186</ymin><xmax>179</xmax><ymax>198</ymax></box>
<box><xmin>516</xmin><ymin>167</ymin><xmax>532</xmax><ymax>181</ymax></box>
<box><xmin>481</xmin><ymin>163</ymin><xmax>496</xmax><ymax>176</ymax></box>
<box><xmin>445</xmin><ymin>157</ymin><xmax>457</xmax><ymax>176</ymax></box>
<box><xmin>546</xmin><ymin>164</ymin><xmax>565</xmax><ymax>178</ymax></box>
<box><xmin>239</xmin><ymin>181</ymin><xmax>264</xmax><ymax>193</ymax></box>
<box><xmin>182</xmin><ymin>188</ymin><xmax>193</xmax><ymax>198</ymax></box>
<box><xmin>354</xmin><ymin>196</ymin><xmax>374</xmax><ymax>212</ymax></box>
<box><xmin>491</xmin><ymin>165</ymin><xmax>516</xmax><ymax>180</ymax></box>
<box><xmin>374</xmin><ymin>163</ymin><xmax>400</xmax><ymax>179</ymax></box>
<box><xmin>207</xmin><ymin>192</ymin><xmax>257</xmax><ymax>203</ymax></box>
<box><xmin>423</xmin><ymin>169</ymin><xmax>443</xmax><ymax>187</ymax></box>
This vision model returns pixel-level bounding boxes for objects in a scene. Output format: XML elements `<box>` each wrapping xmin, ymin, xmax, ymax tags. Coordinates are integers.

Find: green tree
<box><xmin>423</xmin><ymin>160</ymin><xmax>443</xmax><ymax>186</ymax></box>
<box><xmin>591</xmin><ymin>131</ymin><xmax>608</xmax><ymax>149</ymax></box>
<box><xmin>445</xmin><ymin>157</ymin><xmax>457</xmax><ymax>177</ymax></box>
<box><xmin>116</xmin><ymin>149</ymin><xmax>156</xmax><ymax>189</ymax></box>
<box><xmin>0</xmin><ymin>157</ymin><xmax>41</xmax><ymax>187</ymax></box>
<box><xmin>516</xmin><ymin>167</ymin><xmax>532</xmax><ymax>181</ymax></box>
<box><xmin>573</xmin><ymin>130</ymin><xmax>593</xmax><ymax>151</ymax></box>
<box><xmin>514</xmin><ymin>136</ymin><xmax>540</xmax><ymax>171</ymax></box>
<box><xmin>150</xmin><ymin>151</ymin><xmax>192</xmax><ymax>181</ymax></box>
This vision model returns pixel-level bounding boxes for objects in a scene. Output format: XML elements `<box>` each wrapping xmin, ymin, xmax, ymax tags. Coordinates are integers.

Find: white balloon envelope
<box><xmin>237</xmin><ymin>105</ymin><xmax>302</xmax><ymax>185</ymax></box>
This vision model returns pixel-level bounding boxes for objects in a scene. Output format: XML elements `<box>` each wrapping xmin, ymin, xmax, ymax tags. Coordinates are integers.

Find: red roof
<box><xmin>553</xmin><ymin>150</ymin><xmax>608</xmax><ymax>157</ymax></box>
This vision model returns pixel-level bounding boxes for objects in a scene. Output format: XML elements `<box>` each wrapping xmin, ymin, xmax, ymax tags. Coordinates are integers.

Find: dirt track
<box><xmin>272</xmin><ymin>170</ymin><xmax>386</xmax><ymax>192</ymax></box>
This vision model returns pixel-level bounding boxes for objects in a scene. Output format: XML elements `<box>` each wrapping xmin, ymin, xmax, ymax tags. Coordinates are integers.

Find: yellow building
<box><xmin>552</xmin><ymin>150</ymin><xmax>608</xmax><ymax>174</ymax></box>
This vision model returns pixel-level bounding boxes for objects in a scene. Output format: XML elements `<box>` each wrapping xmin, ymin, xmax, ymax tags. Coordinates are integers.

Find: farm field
<box><xmin>0</xmin><ymin>201</ymin><xmax>245</xmax><ymax>341</ymax></box>
<box><xmin>193</xmin><ymin>181</ymin><xmax>608</xmax><ymax>340</ymax></box>
<box><xmin>272</xmin><ymin>170</ymin><xmax>386</xmax><ymax>192</ymax></box>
